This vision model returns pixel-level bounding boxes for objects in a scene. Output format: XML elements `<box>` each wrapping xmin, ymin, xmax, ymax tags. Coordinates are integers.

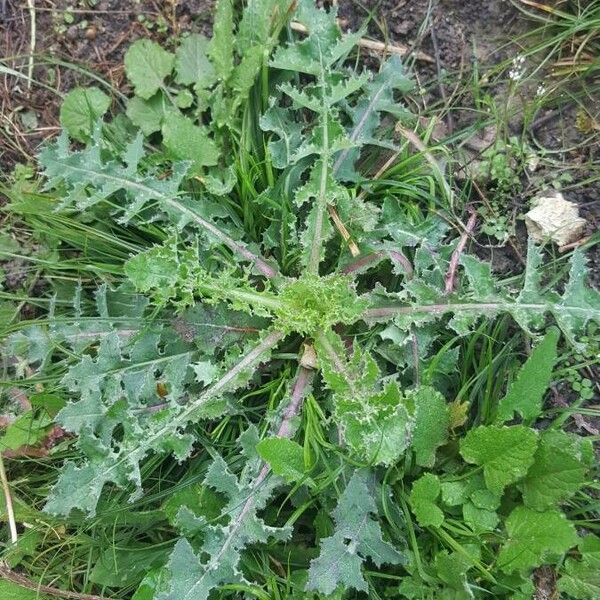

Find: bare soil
<box><xmin>339</xmin><ymin>0</ymin><xmax>522</xmax><ymax>68</ymax></box>
<box><xmin>0</xmin><ymin>0</ymin><xmax>214</xmax><ymax>169</ymax></box>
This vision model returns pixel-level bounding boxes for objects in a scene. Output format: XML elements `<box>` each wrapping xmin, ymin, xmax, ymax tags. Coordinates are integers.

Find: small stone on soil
<box><xmin>66</xmin><ymin>25</ymin><xmax>79</xmax><ymax>40</ymax></box>
<box><xmin>525</xmin><ymin>192</ymin><xmax>587</xmax><ymax>247</ymax></box>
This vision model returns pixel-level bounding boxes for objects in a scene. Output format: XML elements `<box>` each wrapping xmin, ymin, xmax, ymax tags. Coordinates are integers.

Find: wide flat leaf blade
<box><xmin>460</xmin><ymin>425</ymin><xmax>538</xmax><ymax>495</ymax></box>
<box><xmin>124</xmin><ymin>39</ymin><xmax>174</xmax><ymax>99</ymax></box>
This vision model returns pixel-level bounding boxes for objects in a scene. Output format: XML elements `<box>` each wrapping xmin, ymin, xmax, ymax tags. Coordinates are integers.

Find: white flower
<box><xmin>509</xmin><ymin>55</ymin><xmax>526</xmax><ymax>82</ymax></box>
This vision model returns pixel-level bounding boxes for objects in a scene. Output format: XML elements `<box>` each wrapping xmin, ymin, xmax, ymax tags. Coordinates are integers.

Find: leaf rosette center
<box><xmin>275</xmin><ymin>273</ymin><xmax>367</xmax><ymax>334</ymax></box>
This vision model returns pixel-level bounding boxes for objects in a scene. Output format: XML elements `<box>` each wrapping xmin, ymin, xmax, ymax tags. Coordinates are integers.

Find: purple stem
<box><xmin>207</xmin><ymin>365</ymin><xmax>314</xmax><ymax>571</ymax></box>
<box><xmin>444</xmin><ymin>210</ymin><xmax>477</xmax><ymax>294</ymax></box>
<box><xmin>340</xmin><ymin>253</ymin><xmax>380</xmax><ymax>274</ymax></box>
<box><xmin>276</xmin><ymin>366</ymin><xmax>314</xmax><ymax>439</ymax></box>
<box><xmin>389</xmin><ymin>250</ymin><xmax>415</xmax><ymax>279</ymax></box>
<box><xmin>341</xmin><ymin>249</ymin><xmax>414</xmax><ymax>279</ymax></box>
<box><xmin>254</xmin><ymin>366</ymin><xmax>314</xmax><ymax>487</ymax></box>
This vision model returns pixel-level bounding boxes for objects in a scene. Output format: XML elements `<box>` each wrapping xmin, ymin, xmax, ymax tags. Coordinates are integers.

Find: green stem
<box><xmin>198</xmin><ymin>282</ymin><xmax>283</xmax><ymax>312</ymax></box>
<box><xmin>397</xmin><ymin>494</ymin><xmax>429</xmax><ymax>582</ymax></box>
<box><xmin>437</xmin><ymin>527</ymin><xmax>497</xmax><ymax>584</ymax></box>
<box><xmin>307</xmin><ymin>60</ymin><xmax>330</xmax><ymax>274</ymax></box>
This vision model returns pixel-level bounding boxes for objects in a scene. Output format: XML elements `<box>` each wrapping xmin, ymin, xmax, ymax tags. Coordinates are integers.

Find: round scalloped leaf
<box><xmin>60</xmin><ymin>87</ymin><xmax>110</xmax><ymax>142</ymax></box>
<box><xmin>124</xmin><ymin>39</ymin><xmax>174</xmax><ymax>100</ymax></box>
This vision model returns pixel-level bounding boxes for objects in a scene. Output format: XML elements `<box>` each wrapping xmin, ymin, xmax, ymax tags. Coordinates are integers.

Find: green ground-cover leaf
<box><xmin>369</xmin><ymin>241</ymin><xmax>600</xmax><ymax>349</ymax></box>
<box><xmin>125</xmin><ymin>39</ymin><xmax>175</xmax><ymax>99</ymax></box>
<box><xmin>463</xmin><ymin>502</ymin><xmax>499</xmax><ymax>534</ymax></box>
<box><xmin>0</xmin><ymin>580</ymin><xmax>51</xmax><ymax>600</ymax></box>
<box><xmin>410</xmin><ymin>387</ymin><xmax>450</xmax><ymax>467</ymax></box>
<box><xmin>208</xmin><ymin>0</ymin><xmax>234</xmax><ymax>81</ymax></box>
<box><xmin>175</xmin><ymin>33</ymin><xmax>215</xmax><ymax>87</ymax></box>
<box><xmin>43</xmin><ymin>326</ymin><xmax>282</xmax><ymax>517</ymax></box>
<box><xmin>440</xmin><ymin>473</ymin><xmax>501</xmax><ymax>535</ymax></box>
<box><xmin>160</xmin><ymin>427</ymin><xmax>292</xmax><ymax>600</ymax></box>
<box><xmin>60</xmin><ymin>86</ymin><xmax>111</xmax><ymax>142</ymax></box>
<box><xmin>38</xmin><ymin>129</ymin><xmax>276</xmax><ymax>276</ymax></box>
<box><xmin>0</xmin><ymin>410</ymin><xmax>54</xmax><ymax>451</ymax></box>
<box><xmin>126</xmin><ymin>92</ymin><xmax>173</xmax><ymax>135</ymax></box>
<box><xmin>498</xmin><ymin>506</ymin><xmax>578</xmax><ymax>573</ymax></box>
<box><xmin>518</xmin><ymin>430</ymin><xmax>594</xmax><ymax>510</ymax></box>
<box><xmin>558</xmin><ymin>535</ymin><xmax>600</xmax><ymax>599</ymax></box>
<box><xmin>460</xmin><ymin>425</ymin><xmax>538</xmax><ymax>495</ymax></box>
<box><xmin>256</xmin><ymin>437</ymin><xmax>306</xmax><ymax>482</ymax></box>
<box><xmin>434</xmin><ymin>550</ymin><xmax>477</xmax><ymax>597</ymax></box>
<box><xmin>409</xmin><ymin>473</ymin><xmax>444</xmax><ymax>528</ymax></box>
<box><xmin>315</xmin><ymin>329</ymin><xmax>414</xmax><ymax>465</ymax></box>
<box><xmin>161</xmin><ymin>113</ymin><xmax>220</xmax><ymax>171</ymax></box>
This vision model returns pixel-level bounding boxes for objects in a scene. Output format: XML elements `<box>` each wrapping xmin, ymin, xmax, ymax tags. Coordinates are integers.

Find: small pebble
<box><xmin>85</xmin><ymin>26</ymin><xmax>97</xmax><ymax>41</ymax></box>
<box><xmin>66</xmin><ymin>25</ymin><xmax>79</xmax><ymax>40</ymax></box>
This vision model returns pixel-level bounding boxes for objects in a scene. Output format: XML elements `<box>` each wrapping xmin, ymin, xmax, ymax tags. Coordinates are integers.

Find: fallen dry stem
<box><xmin>26</xmin><ymin>0</ymin><xmax>35</xmax><ymax>91</ymax></box>
<box><xmin>290</xmin><ymin>21</ymin><xmax>434</xmax><ymax>63</ymax></box>
<box><xmin>328</xmin><ymin>204</ymin><xmax>360</xmax><ymax>256</ymax></box>
<box><xmin>516</xmin><ymin>0</ymin><xmax>569</xmax><ymax>17</ymax></box>
<box><xmin>0</xmin><ymin>563</ymin><xmax>106</xmax><ymax>600</ymax></box>
<box><xmin>445</xmin><ymin>210</ymin><xmax>477</xmax><ymax>294</ymax></box>
<box><xmin>0</xmin><ymin>455</ymin><xmax>17</xmax><ymax>543</ymax></box>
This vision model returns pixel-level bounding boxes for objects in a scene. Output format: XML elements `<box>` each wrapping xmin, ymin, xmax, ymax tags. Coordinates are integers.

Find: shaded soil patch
<box><xmin>0</xmin><ymin>0</ymin><xmax>214</xmax><ymax>169</ymax></box>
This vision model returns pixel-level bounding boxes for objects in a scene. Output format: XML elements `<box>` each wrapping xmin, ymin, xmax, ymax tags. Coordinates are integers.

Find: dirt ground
<box><xmin>340</xmin><ymin>0</ymin><xmax>522</xmax><ymax>65</ymax></box>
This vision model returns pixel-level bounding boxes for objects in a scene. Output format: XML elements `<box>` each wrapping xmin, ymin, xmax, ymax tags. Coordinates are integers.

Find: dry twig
<box><xmin>0</xmin><ymin>564</ymin><xmax>106</xmax><ymax>600</ymax></box>
<box><xmin>445</xmin><ymin>210</ymin><xmax>477</xmax><ymax>294</ymax></box>
<box><xmin>0</xmin><ymin>456</ymin><xmax>17</xmax><ymax>543</ymax></box>
<box><xmin>328</xmin><ymin>205</ymin><xmax>360</xmax><ymax>256</ymax></box>
<box><xmin>290</xmin><ymin>21</ymin><xmax>434</xmax><ymax>63</ymax></box>
<box><xmin>26</xmin><ymin>0</ymin><xmax>35</xmax><ymax>92</ymax></box>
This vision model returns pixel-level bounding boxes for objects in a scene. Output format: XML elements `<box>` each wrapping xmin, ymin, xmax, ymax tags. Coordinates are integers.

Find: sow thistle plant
<box><xmin>3</xmin><ymin>1</ymin><xmax>600</xmax><ymax>598</ymax></box>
